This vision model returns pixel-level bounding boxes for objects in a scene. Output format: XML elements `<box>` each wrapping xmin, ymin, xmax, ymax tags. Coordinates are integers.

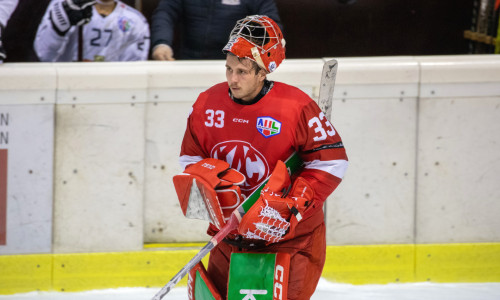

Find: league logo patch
<box><xmin>118</xmin><ymin>17</ymin><xmax>133</xmax><ymax>32</ymax></box>
<box><xmin>268</xmin><ymin>61</ymin><xmax>277</xmax><ymax>73</ymax></box>
<box><xmin>256</xmin><ymin>117</ymin><xmax>281</xmax><ymax>138</ymax></box>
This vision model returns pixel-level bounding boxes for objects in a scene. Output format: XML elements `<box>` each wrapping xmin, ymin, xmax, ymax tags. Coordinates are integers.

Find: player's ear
<box><xmin>256</xmin><ymin>68</ymin><xmax>267</xmax><ymax>81</ymax></box>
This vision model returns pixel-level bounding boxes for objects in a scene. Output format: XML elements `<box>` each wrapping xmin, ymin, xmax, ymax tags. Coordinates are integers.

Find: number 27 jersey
<box><xmin>180</xmin><ymin>81</ymin><xmax>348</xmax><ymax>203</ymax></box>
<box><xmin>34</xmin><ymin>0</ymin><xmax>149</xmax><ymax>62</ymax></box>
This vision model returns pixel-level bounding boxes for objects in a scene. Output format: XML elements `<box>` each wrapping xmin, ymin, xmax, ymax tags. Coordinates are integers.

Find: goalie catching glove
<box><xmin>173</xmin><ymin>158</ymin><xmax>245</xmax><ymax>230</ymax></box>
<box><xmin>50</xmin><ymin>0</ymin><xmax>96</xmax><ymax>36</ymax></box>
<box><xmin>238</xmin><ymin>160</ymin><xmax>314</xmax><ymax>244</ymax></box>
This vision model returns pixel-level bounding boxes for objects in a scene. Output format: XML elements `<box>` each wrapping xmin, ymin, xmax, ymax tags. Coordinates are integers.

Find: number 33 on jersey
<box><xmin>204</xmin><ymin>108</ymin><xmax>336</xmax><ymax>142</ymax></box>
<box><xmin>180</xmin><ymin>81</ymin><xmax>348</xmax><ymax>200</ymax></box>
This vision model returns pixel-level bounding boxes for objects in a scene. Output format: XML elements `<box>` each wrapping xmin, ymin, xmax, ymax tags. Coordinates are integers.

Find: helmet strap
<box><xmin>251</xmin><ymin>47</ymin><xmax>267</xmax><ymax>72</ymax></box>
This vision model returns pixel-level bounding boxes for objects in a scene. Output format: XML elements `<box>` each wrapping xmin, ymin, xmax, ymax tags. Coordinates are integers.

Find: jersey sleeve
<box><xmin>150</xmin><ymin>0</ymin><xmax>181</xmax><ymax>48</ymax></box>
<box><xmin>295</xmin><ymin>100</ymin><xmax>348</xmax><ymax>203</ymax></box>
<box><xmin>179</xmin><ymin>105</ymin><xmax>208</xmax><ymax>170</ymax></box>
<box><xmin>0</xmin><ymin>0</ymin><xmax>19</xmax><ymax>25</ymax></box>
<box><xmin>33</xmin><ymin>0</ymin><xmax>75</xmax><ymax>62</ymax></box>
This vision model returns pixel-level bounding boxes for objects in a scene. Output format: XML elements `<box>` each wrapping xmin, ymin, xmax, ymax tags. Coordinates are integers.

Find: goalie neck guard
<box><xmin>223</xmin><ymin>15</ymin><xmax>285</xmax><ymax>73</ymax></box>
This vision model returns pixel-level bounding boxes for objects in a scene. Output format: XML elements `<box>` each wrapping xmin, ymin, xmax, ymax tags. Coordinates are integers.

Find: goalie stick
<box><xmin>78</xmin><ymin>25</ymin><xmax>83</xmax><ymax>61</ymax></box>
<box><xmin>318</xmin><ymin>59</ymin><xmax>338</xmax><ymax>121</ymax></box>
<box><xmin>151</xmin><ymin>59</ymin><xmax>338</xmax><ymax>300</ymax></box>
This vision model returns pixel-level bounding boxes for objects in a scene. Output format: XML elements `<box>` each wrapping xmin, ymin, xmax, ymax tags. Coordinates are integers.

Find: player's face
<box><xmin>225</xmin><ymin>55</ymin><xmax>266</xmax><ymax>102</ymax></box>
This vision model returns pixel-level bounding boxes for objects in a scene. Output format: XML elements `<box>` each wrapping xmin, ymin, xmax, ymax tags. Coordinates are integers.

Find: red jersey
<box><xmin>180</xmin><ymin>81</ymin><xmax>348</xmax><ymax>215</ymax></box>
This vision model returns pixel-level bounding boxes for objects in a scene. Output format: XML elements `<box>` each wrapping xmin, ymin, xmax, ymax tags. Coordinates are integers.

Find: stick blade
<box><xmin>317</xmin><ymin>59</ymin><xmax>338</xmax><ymax>119</ymax></box>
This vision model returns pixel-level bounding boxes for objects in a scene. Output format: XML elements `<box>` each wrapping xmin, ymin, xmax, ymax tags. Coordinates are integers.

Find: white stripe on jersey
<box><xmin>304</xmin><ymin>159</ymin><xmax>349</xmax><ymax>179</ymax></box>
<box><xmin>179</xmin><ymin>155</ymin><xmax>204</xmax><ymax>170</ymax></box>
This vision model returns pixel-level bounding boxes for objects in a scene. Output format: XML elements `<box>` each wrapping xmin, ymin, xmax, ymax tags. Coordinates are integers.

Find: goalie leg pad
<box><xmin>188</xmin><ymin>262</ymin><xmax>223</xmax><ymax>300</ymax></box>
<box><xmin>227</xmin><ymin>252</ymin><xmax>290</xmax><ymax>300</ymax></box>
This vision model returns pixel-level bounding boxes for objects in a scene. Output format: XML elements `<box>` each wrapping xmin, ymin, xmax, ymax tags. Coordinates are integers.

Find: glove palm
<box><xmin>238</xmin><ymin>160</ymin><xmax>314</xmax><ymax>243</ymax></box>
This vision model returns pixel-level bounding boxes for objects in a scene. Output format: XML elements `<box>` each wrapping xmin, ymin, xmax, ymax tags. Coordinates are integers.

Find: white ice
<box><xmin>2</xmin><ymin>278</ymin><xmax>500</xmax><ymax>300</ymax></box>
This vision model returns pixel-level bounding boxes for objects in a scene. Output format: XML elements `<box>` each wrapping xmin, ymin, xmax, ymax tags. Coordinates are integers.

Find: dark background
<box><xmin>3</xmin><ymin>0</ymin><xmax>476</xmax><ymax>62</ymax></box>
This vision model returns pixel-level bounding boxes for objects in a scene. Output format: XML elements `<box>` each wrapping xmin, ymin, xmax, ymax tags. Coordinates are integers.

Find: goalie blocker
<box><xmin>188</xmin><ymin>252</ymin><xmax>290</xmax><ymax>300</ymax></box>
<box><xmin>173</xmin><ymin>158</ymin><xmax>245</xmax><ymax>230</ymax></box>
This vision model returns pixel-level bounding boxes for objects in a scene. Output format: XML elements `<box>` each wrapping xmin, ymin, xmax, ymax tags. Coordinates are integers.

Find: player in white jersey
<box><xmin>0</xmin><ymin>0</ymin><xmax>18</xmax><ymax>25</ymax></box>
<box><xmin>0</xmin><ymin>0</ymin><xmax>19</xmax><ymax>62</ymax></box>
<box><xmin>34</xmin><ymin>0</ymin><xmax>150</xmax><ymax>62</ymax></box>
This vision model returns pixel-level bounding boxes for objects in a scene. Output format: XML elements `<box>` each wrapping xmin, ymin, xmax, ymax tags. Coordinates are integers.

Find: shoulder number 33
<box><xmin>308</xmin><ymin>112</ymin><xmax>336</xmax><ymax>141</ymax></box>
<box><xmin>205</xmin><ymin>109</ymin><xmax>224</xmax><ymax>128</ymax></box>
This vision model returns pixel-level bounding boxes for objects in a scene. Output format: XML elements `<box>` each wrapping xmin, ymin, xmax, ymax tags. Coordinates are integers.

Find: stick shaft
<box><xmin>78</xmin><ymin>25</ymin><xmax>83</xmax><ymax>62</ymax></box>
<box><xmin>151</xmin><ymin>242</ymin><xmax>214</xmax><ymax>300</ymax></box>
<box><xmin>151</xmin><ymin>214</ymin><xmax>239</xmax><ymax>300</ymax></box>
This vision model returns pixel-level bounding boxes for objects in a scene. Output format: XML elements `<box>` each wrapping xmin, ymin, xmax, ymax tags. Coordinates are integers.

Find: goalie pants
<box><xmin>207</xmin><ymin>222</ymin><xmax>326</xmax><ymax>300</ymax></box>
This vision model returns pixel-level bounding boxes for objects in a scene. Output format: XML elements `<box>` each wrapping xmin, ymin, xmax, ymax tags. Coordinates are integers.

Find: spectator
<box><xmin>150</xmin><ymin>0</ymin><xmax>281</xmax><ymax>60</ymax></box>
<box><xmin>34</xmin><ymin>0</ymin><xmax>150</xmax><ymax>62</ymax></box>
<box><xmin>0</xmin><ymin>0</ymin><xmax>19</xmax><ymax>62</ymax></box>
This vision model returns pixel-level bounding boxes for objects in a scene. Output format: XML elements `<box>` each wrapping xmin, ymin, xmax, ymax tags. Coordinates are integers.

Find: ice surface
<box><xmin>2</xmin><ymin>278</ymin><xmax>500</xmax><ymax>300</ymax></box>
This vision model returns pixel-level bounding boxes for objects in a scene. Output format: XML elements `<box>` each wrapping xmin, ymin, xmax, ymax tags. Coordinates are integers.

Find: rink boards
<box><xmin>0</xmin><ymin>56</ymin><xmax>499</xmax><ymax>294</ymax></box>
<box><xmin>1</xmin><ymin>242</ymin><xmax>499</xmax><ymax>294</ymax></box>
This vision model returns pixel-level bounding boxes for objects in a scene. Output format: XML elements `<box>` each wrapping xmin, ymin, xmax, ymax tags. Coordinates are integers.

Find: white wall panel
<box><xmin>53</xmin><ymin>62</ymin><xmax>147</xmax><ymax>253</ymax></box>
<box><xmin>0</xmin><ymin>104</ymin><xmax>54</xmax><ymax>254</ymax></box>
<box><xmin>326</xmin><ymin>97</ymin><xmax>417</xmax><ymax>245</ymax></box>
<box><xmin>56</xmin><ymin>62</ymin><xmax>148</xmax><ymax>104</ymax></box>
<box><xmin>417</xmin><ymin>97</ymin><xmax>500</xmax><ymax>243</ymax></box>
<box><xmin>320</xmin><ymin>57</ymin><xmax>420</xmax><ymax>245</ymax></box>
<box><xmin>333</xmin><ymin>56</ymin><xmax>420</xmax><ymax>85</ymax></box>
<box><xmin>144</xmin><ymin>100</ymin><xmax>209</xmax><ymax>242</ymax></box>
<box><xmin>147</xmin><ymin>61</ymin><xmax>226</xmax><ymax>89</ymax></box>
<box><xmin>419</xmin><ymin>55</ymin><xmax>500</xmax><ymax>84</ymax></box>
<box><xmin>0</xmin><ymin>63</ymin><xmax>56</xmax><ymax>105</ymax></box>
<box><xmin>268</xmin><ymin>59</ymin><xmax>324</xmax><ymax>86</ymax></box>
<box><xmin>416</xmin><ymin>55</ymin><xmax>500</xmax><ymax>243</ymax></box>
<box><xmin>0</xmin><ymin>63</ymin><xmax>55</xmax><ymax>254</ymax></box>
<box><xmin>54</xmin><ymin>103</ymin><xmax>145</xmax><ymax>253</ymax></box>
<box><xmin>419</xmin><ymin>55</ymin><xmax>500</xmax><ymax>99</ymax></box>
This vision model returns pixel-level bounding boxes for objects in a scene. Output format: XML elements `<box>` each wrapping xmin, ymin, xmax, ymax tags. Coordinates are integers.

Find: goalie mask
<box><xmin>223</xmin><ymin>15</ymin><xmax>286</xmax><ymax>73</ymax></box>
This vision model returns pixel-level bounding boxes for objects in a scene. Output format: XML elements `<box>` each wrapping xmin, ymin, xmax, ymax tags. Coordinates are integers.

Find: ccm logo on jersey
<box><xmin>256</xmin><ymin>117</ymin><xmax>281</xmax><ymax>138</ymax></box>
<box><xmin>233</xmin><ymin>118</ymin><xmax>249</xmax><ymax>124</ymax></box>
